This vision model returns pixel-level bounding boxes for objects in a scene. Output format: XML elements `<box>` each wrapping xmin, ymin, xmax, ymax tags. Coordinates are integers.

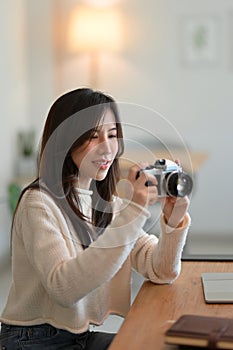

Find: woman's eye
<box><xmin>109</xmin><ymin>134</ymin><xmax>117</xmax><ymax>138</ymax></box>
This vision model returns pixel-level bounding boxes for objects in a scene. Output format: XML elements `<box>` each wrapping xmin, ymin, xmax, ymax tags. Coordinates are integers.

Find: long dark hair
<box><xmin>14</xmin><ymin>88</ymin><xmax>124</xmax><ymax>247</ymax></box>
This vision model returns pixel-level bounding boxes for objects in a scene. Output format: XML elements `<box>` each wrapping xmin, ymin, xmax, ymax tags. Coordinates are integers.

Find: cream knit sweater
<box><xmin>0</xmin><ymin>187</ymin><xmax>190</xmax><ymax>334</ymax></box>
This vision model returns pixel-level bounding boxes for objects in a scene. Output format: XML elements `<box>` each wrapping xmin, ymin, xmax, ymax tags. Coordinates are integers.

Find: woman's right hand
<box><xmin>126</xmin><ymin>163</ymin><xmax>158</xmax><ymax>207</ymax></box>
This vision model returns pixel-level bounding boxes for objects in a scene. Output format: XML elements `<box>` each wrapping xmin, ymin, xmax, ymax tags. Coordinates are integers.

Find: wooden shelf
<box><xmin>119</xmin><ymin>149</ymin><xmax>208</xmax><ymax>176</ymax></box>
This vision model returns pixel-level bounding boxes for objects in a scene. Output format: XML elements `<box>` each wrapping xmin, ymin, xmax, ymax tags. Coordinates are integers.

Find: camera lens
<box><xmin>165</xmin><ymin>172</ymin><xmax>193</xmax><ymax>197</ymax></box>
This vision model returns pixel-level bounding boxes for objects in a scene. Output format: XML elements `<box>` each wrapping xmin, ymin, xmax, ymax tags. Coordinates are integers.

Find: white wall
<box><xmin>25</xmin><ymin>0</ymin><xmax>56</xmax><ymax>135</ymax></box>
<box><xmin>0</xmin><ymin>0</ymin><xmax>57</xmax><ymax>260</ymax></box>
<box><xmin>0</xmin><ymin>0</ymin><xmax>30</xmax><ymax>259</ymax></box>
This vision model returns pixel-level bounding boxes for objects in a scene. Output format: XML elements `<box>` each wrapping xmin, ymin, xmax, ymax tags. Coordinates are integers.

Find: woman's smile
<box><xmin>92</xmin><ymin>159</ymin><xmax>112</xmax><ymax>170</ymax></box>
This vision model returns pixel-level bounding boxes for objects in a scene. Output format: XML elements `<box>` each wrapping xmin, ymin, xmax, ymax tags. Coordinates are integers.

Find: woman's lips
<box><xmin>92</xmin><ymin>159</ymin><xmax>111</xmax><ymax>170</ymax></box>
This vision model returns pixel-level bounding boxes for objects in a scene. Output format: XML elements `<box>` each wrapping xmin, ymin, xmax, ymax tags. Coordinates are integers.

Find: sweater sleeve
<box><xmin>130</xmin><ymin>213</ymin><xmax>191</xmax><ymax>284</ymax></box>
<box><xmin>17</xmin><ymin>190</ymin><xmax>150</xmax><ymax>307</ymax></box>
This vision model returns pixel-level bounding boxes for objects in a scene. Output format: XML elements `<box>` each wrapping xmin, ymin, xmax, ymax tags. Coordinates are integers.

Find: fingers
<box><xmin>147</xmin><ymin>186</ymin><xmax>158</xmax><ymax>205</ymax></box>
<box><xmin>127</xmin><ymin>163</ymin><xmax>158</xmax><ymax>207</ymax></box>
<box><xmin>162</xmin><ymin>195</ymin><xmax>190</xmax><ymax>228</ymax></box>
<box><xmin>127</xmin><ymin>163</ymin><xmax>146</xmax><ymax>183</ymax></box>
<box><xmin>128</xmin><ymin>163</ymin><xmax>158</xmax><ymax>186</ymax></box>
<box><xmin>171</xmin><ymin>196</ymin><xmax>190</xmax><ymax>209</ymax></box>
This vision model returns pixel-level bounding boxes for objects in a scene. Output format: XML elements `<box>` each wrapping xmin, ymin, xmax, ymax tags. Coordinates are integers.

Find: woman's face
<box><xmin>71</xmin><ymin>108</ymin><xmax>119</xmax><ymax>189</ymax></box>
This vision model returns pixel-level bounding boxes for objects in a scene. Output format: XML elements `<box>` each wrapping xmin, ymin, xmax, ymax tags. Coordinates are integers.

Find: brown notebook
<box><xmin>164</xmin><ymin>314</ymin><xmax>233</xmax><ymax>349</ymax></box>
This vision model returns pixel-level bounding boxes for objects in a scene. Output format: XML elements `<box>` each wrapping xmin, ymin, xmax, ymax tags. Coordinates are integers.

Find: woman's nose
<box><xmin>97</xmin><ymin>139</ymin><xmax>111</xmax><ymax>155</ymax></box>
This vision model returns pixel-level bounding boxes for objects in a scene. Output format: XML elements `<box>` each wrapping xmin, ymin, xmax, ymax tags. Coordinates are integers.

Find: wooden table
<box><xmin>109</xmin><ymin>261</ymin><xmax>233</xmax><ymax>350</ymax></box>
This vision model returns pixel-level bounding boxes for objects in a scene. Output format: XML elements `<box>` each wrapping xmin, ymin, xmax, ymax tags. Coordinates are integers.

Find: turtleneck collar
<box><xmin>73</xmin><ymin>178</ymin><xmax>93</xmax><ymax>196</ymax></box>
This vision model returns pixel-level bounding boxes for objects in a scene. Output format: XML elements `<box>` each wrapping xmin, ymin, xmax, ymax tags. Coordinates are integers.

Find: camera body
<box><xmin>138</xmin><ymin>159</ymin><xmax>193</xmax><ymax>197</ymax></box>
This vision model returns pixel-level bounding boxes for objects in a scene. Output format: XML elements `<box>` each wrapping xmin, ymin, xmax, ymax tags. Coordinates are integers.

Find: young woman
<box><xmin>0</xmin><ymin>88</ymin><xmax>191</xmax><ymax>350</ymax></box>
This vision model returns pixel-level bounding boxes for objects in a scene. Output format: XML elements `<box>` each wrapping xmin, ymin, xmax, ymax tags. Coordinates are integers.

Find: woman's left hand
<box><xmin>159</xmin><ymin>196</ymin><xmax>190</xmax><ymax>228</ymax></box>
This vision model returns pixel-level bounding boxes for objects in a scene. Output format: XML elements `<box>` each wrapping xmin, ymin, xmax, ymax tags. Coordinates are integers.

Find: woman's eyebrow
<box><xmin>108</xmin><ymin>127</ymin><xmax>117</xmax><ymax>132</ymax></box>
<box><xmin>95</xmin><ymin>126</ymin><xmax>117</xmax><ymax>132</ymax></box>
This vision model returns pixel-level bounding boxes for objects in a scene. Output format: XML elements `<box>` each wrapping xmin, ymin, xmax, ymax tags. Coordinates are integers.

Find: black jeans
<box><xmin>0</xmin><ymin>323</ymin><xmax>115</xmax><ymax>350</ymax></box>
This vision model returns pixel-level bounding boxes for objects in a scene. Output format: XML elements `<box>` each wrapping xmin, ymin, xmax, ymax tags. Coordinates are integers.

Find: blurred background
<box><xmin>1</xmin><ymin>0</ymin><xmax>233</xmax><ymax>264</ymax></box>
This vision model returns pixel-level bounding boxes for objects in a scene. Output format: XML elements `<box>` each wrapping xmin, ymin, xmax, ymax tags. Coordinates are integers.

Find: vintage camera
<box><xmin>138</xmin><ymin>159</ymin><xmax>193</xmax><ymax>197</ymax></box>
